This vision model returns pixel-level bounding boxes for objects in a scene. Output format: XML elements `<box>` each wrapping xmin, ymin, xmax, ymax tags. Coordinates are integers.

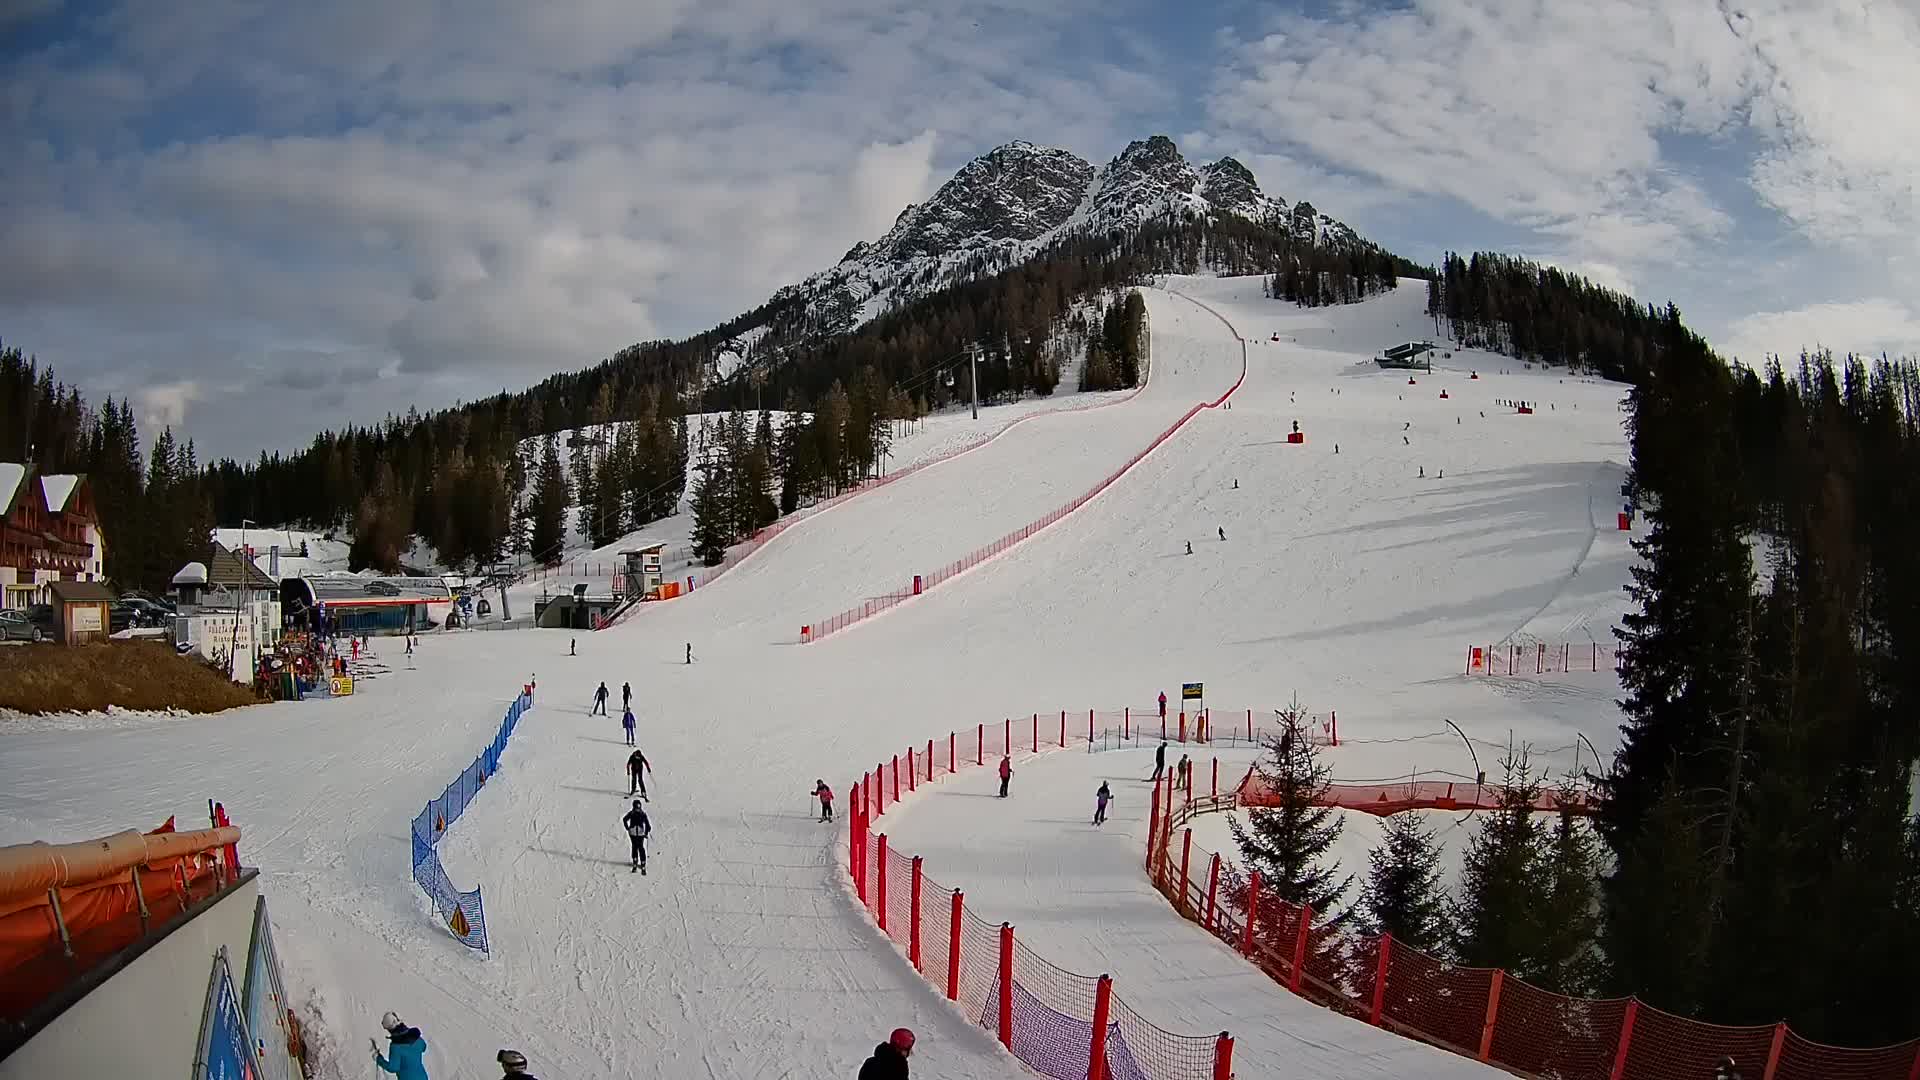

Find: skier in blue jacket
<box><xmin>373</xmin><ymin>1011</ymin><xmax>429</xmax><ymax>1079</ymax></box>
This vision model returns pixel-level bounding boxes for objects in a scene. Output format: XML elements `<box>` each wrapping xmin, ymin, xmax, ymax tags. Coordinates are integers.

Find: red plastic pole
<box><xmin>1179</xmin><ymin>710</ymin><xmax>1187</xmax><ymax>743</ymax></box>
<box><xmin>852</xmin><ymin>784</ymin><xmax>867</xmax><ymax>903</ymax></box>
<box><xmin>997</xmin><ymin>923</ymin><xmax>1015</xmax><ymax>1049</ymax></box>
<box><xmin>946</xmin><ymin>889</ymin><xmax>963</xmax><ymax>1001</ymax></box>
<box><xmin>876</xmin><ymin>834</ymin><xmax>890</xmax><ymax>932</ymax></box>
<box><xmin>1211</xmin><ymin>757</ymin><xmax>1218</xmax><ymax>799</ymax></box>
<box><xmin>907</xmin><ymin>747</ymin><xmax>916</xmax><ymax>791</ymax></box>
<box><xmin>1281</xmin><ymin>903</ymin><xmax>1312</xmax><ymax>991</ymax></box>
<box><xmin>1370</xmin><ymin>932</ymin><xmax>1392</xmax><ymax>1025</ymax></box>
<box><xmin>927</xmin><ymin>739</ymin><xmax>934</xmax><ymax>781</ymax></box>
<box><xmin>1161</xmin><ymin>715</ymin><xmax>1167</xmax><ymax>740</ymax></box>
<box><xmin>978</xmin><ymin>723</ymin><xmax>984</xmax><ymax>766</ymax></box>
<box><xmin>1145</xmin><ymin>781</ymin><xmax>1162</xmax><ymax>872</ymax></box>
<box><xmin>1761</xmin><ymin>1022</ymin><xmax>1787</xmax><ymax>1080</ymax></box>
<box><xmin>1212</xmin><ymin>1033</ymin><xmax>1234</xmax><ymax>1080</ymax></box>
<box><xmin>1088</xmin><ymin>708</ymin><xmax>1094</xmax><ymax>744</ymax></box>
<box><xmin>909</xmin><ymin>856</ymin><xmax>924</xmax><ymax>972</ymax></box>
<box><xmin>1330</xmin><ymin>710</ymin><xmax>1338</xmax><ymax>746</ymax></box>
<box><xmin>1478</xmin><ymin>969</ymin><xmax>1504</xmax><ymax>1061</ymax></box>
<box><xmin>850</xmin><ymin>778</ymin><xmax>862</xmax><ymax>893</ymax></box>
<box><xmin>875</xmin><ymin>764</ymin><xmax>885</xmax><ymax>817</ymax></box>
<box><xmin>1178</xmin><ymin>829</ymin><xmax>1193</xmax><ymax>913</ymax></box>
<box><xmin>892</xmin><ymin>755</ymin><xmax>901</xmax><ymax>803</ymax></box>
<box><xmin>1241</xmin><ymin>871</ymin><xmax>1261</xmax><ymax>956</ymax></box>
<box><xmin>949</xmin><ymin>732</ymin><xmax>956</xmax><ymax>774</ymax></box>
<box><xmin>1004</xmin><ymin>717</ymin><xmax>1010</xmax><ymax>756</ymax></box>
<box><xmin>1204</xmin><ymin>853</ymin><xmax>1221</xmax><ymax>930</ymax></box>
<box><xmin>1608</xmin><ymin>1000</ymin><xmax>1639</xmax><ymax>1080</ymax></box>
<box><xmin>1032</xmin><ymin>712</ymin><xmax>1038</xmax><ymax>751</ymax></box>
<box><xmin>1124</xmin><ymin>707</ymin><xmax>1129</xmax><ymax>739</ymax></box>
<box><xmin>1059</xmin><ymin>709</ymin><xmax>1066</xmax><ymax>748</ymax></box>
<box><xmin>1087</xmin><ymin>974</ymin><xmax>1113</xmax><ymax>1080</ymax></box>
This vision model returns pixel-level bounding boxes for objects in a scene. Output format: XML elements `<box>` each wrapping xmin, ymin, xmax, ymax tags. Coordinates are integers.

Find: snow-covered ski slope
<box><xmin>0</xmin><ymin>277</ymin><xmax>1635</xmax><ymax>1080</ymax></box>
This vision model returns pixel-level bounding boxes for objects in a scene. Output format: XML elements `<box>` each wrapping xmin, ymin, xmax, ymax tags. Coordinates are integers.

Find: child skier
<box><xmin>813</xmin><ymin>780</ymin><xmax>835</xmax><ymax>821</ymax></box>
<box><xmin>627</xmin><ymin>749</ymin><xmax>651</xmax><ymax>797</ymax></box>
<box><xmin>998</xmin><ymin>756</ymin><xmax>1013</xmax><ymax>798</ymax></box>
<box><xmin>622</xmin><ymin>800</ymin><xmax>652</xmax><ymax>874</ymax></box>
<box><xmin>1093</xmin><ymin>781</ymin><xmax>1112</xmax><ymax>825</ymax></box>
<box><xmin>621</xmin><ymin>706</ymin><xmax>636</xmax><ymax>746</ymax></box>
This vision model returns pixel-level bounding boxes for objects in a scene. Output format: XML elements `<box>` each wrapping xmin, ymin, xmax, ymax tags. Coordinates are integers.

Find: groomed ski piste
<box><xmin>0</xmin><ymin>275</ymin><xmax>1636</xmax><ymax>1079</ymax></box>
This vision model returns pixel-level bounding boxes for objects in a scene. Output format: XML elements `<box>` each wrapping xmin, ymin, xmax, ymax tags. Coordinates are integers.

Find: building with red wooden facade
<box><xmin>0</xmin><ymin>463</ymin><xmax>107</xmax><ymax>610</ymax></box>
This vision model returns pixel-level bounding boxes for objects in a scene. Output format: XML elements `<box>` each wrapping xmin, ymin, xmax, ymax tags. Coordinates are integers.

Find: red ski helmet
<box><xmin>890</xmin><ymin>1028</ymin><xmax>916</xmax><ymax>1053</ymax></box>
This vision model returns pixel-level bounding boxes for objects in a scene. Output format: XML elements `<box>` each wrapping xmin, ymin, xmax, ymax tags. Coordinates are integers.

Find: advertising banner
<box><xmin>244</xmin><ymin>899</ymin><xmax>295</xmax><ymax>1080</ymax></box>
<box><xmin>193</xmin><ymin>946</ymin><xmax>257</xmax><ymax>1080</ymax></box>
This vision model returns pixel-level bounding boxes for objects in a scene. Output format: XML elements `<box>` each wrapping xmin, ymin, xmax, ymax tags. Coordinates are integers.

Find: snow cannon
<box><xmin>1469</xmin><ymin>371</ymin><xmax>1480</xmax><ymax>380</ymax></box>
<box><xmin>801</xmin><ymin>624</ymin><xmax>812</xmax><ymax>643</ymax></box>
<box><xmin>1517</xmin><ymin>404</ymin><xmax>1534</xmax><ymax>415</ymax></box>
<box><xmin>1618</xmin><ymin>513</ymin><xmax>1632</xmax><ymax>531</ymax></box>
<box><xmin>1286</xmin><ymin>419</ymin><xmax>1305</xmax><ymax>445</ymax></box>
<box><xmin>1439</xmin><ymin>389</ymin><xmax>1450</xmax><ymax>399</ymax></box>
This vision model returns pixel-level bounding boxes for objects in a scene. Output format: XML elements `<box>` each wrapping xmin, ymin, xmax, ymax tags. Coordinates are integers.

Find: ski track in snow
<box><xmin>0</xmin><ymin>278</ymin><xmax>1636</xmax><ymax>1080</ymax></box>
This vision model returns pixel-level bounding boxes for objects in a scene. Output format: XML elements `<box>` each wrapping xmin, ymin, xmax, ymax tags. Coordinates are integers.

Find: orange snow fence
<box><xmin>1234</xmin><ymin>771</ymin><xmax>1597</xmax><ymax>817</ymax></box>
<box><xmin>0</xmin><ymin>824</ymin><xmax>243</xmax><ymax>1026</ymax></box>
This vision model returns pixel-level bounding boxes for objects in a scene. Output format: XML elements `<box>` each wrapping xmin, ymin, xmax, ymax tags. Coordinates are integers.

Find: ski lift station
<box><xmin>1375</xmin><ymin>341</ymin><xmax>1436</xmax><ymax>370</ymax></box>
<box><xmin>281</xmin><ymin>575</ymin><xmax>455</xmax><ymax>635</ymax></box>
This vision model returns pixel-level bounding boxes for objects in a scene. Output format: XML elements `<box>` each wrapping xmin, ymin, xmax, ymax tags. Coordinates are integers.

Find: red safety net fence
<box><xmin>1468</xmin><ymin>641</ymin><xmax>1624</xmax><ymax>677</ymax></box>
<box><xmin>1238</xmin><ymin>772</ymin><xmax>1598</xmax><ymax>818</ymax></box>
<box><xmin>802</xmin><ymin>312</ymin><xmax>1248</xmax><ymax>644</ymax></box>
<box><xmin>1144</xmin><ymin>781</ymin><xmax>1920</xmax><ymax>1080</ymax></box>
<box><xmin>1087</xmin><ymin>707</ymin><xmax>1337</xmax><ymax>750</ymax></box>
<box><xmin>847</xmin><ymin>715</ymin><xmax>1234</xmax><ymax>1080</ymax></box>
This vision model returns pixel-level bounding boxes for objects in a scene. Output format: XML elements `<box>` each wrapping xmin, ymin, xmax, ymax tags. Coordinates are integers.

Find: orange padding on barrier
<box><xmin>1236</xmin><ymin>772</ymin><xmax>1596</xmax><ymax>817</ymax></box>
<box><xmin>0</xmin><ymin>827</ymin><xmax>239</xmax><ymax>909</ymax></box>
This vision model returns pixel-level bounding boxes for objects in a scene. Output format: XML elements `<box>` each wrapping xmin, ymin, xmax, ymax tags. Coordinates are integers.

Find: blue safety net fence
<box><xmin>409</xmin><ymin>689</ymin><xmax>533</xmax><ymax>953</ymax></box>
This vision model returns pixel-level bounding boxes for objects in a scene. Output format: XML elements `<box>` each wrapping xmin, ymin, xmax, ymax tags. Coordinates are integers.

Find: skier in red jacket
<box><xmin>813</xmin><ymin>780</ymin><xmax>835</xmax><ymax>821</ymax></box>
<box><xmin>998</xmin><ymin>756</ymin><xmax>1012</xmax><ymax>798</ymax></box>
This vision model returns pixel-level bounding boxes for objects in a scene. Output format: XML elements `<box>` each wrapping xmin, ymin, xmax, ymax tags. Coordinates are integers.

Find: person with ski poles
<box><xmin>592</xmin><ymin>681</ymin><xmax>609</xmax><ymax>716</ymax></box>
<box><xmin>627</xmin><ymin>749</ymin><xmax>652</xmax><ymax>796</ymax></box>
<box><xmin>621</xmin><ymin>681</ymin><xmax>632</xmax><ymax>710</ymax></box>
<box><xmin>812</xmin><ymin>780</ymin><xmax>835</xmax><ymax>821</ymax></box>
<box><xmin>998</xmin><ymin>755</ymin><xmax>1013</xmax><ymax>798</ymax></box>
<box><xmin>622</xmin><ymin>705</ymin><xmax>637</xmax><ymax>746</ymax></box>
<box><xmin>1093</xmin><ymin>781</ymin><xmax>1113</xmax><ymax>825</ymax></box>
<box><xmin>372</xmin><ymin>1011</ymin><xmax>429</xmax><ymax>1080</ymax></box>
<box><xmin>622</xmin><ymin>800</ymin><xmax>652</xmax><ymax>873</ymax></box>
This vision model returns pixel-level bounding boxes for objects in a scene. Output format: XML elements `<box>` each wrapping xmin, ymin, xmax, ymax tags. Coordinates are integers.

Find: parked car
<box><xmin>0</xmin><ymin>610</ymin><xmax>43</xmax><ymax>642</ymax></box>
<box><xmin>121</xmin><ymin>596</ymin><xmax>170</xmax><ymax>626</ymax></box>
<box><xmin>110</xmin><ymin>602</ymin><xmax>140</xmax><ymax>633</ymax></box>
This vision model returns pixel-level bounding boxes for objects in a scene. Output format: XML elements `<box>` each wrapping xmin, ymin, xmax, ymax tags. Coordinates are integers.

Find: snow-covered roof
<box><xmin>0</xmin><ymin>463</ymin><xmax>23</xmax><ymax>515</ymax></box>
<box><xmin>173</xmin><ymin>562</ymin><xmax>210</xmax><ymax>585</ymax></box>
<box><xmin>39</xmin><ymin>474</ymin><xmax>79</xmax><ymax>512</ymax></box>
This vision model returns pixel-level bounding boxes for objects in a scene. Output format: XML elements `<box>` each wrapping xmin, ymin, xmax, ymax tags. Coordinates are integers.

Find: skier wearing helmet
<box><xmin>371</xmin><ymin>1011</ymin><xmax>429</xmax><ymax>1080</ymax></box>
<box><xmin>497</xmin><ymin>1049</ymin><xmax>538</xmax><ymax>1078</ymax></box>
<box><xmin>858</xmin><ymin>1027</ymin><xmax>914</xmax><ymax>1079</ymax></box>
<box><xmin>812</xmin><ymin>780</ymin><xmax>835</xmax><ymax>821</ymax></box>
<box><xmin>622</xmin><ymin>800</ymin><xmax>652</xmax><ymax>874</ymax></box>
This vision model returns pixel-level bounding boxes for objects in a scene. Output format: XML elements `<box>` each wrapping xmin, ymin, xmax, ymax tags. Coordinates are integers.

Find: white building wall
<box><xmin>0</xmin><ymin>877</ymin><xmax>260</xmax><ymax>1080</ymax></box>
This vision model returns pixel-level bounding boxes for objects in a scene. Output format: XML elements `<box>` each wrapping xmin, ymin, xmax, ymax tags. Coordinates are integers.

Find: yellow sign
<box><xmin>448</xmin><ymin>907</ymin><xmax>470</xmax><ymax>937</ymax></box>
<box><xmin>330</xmin><ymin>675</ymin><xmax>355</xmax><ymax>696</ymax></box>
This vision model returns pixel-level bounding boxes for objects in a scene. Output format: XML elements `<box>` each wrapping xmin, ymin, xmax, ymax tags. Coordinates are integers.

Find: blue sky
<box><xmin>3</xmin><ymin>0</ymin><xmax>1916</xmax><ymax>459</ymax></box>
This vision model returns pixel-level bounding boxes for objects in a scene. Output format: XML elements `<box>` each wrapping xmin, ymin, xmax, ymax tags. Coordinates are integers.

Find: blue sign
<box><xmin>197</xmin><ymin>948</ymin><xmax>257</xmax><ymax>1080</ymax></box>
<box><xmin>244</xmin><ymin>900</ymin><xmax>293</xmax><ymax>1080</ymax></box>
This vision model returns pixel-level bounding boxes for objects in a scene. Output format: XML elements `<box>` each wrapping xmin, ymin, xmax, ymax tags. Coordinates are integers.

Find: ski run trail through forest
<box><xmin>0</xmin><ymin>275</ymin><xmax>1637</xmax><ymax>1079</ymax></box>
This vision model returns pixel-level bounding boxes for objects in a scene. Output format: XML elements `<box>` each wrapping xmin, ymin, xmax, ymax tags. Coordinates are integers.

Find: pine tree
<box><xmin>1358</xmin><ymin>811</ymin><xmax>1450</xmax><ymax>952</ymax></box>
<box><xmin>688</xmin><ymin>457</ymin><xmax>730</xmax><ymax>566</ymax></box>
<box><xmin>1228</xmin><ymin>700</ymin><xmax>1352</xmax><ymax>920</ymax></box>
<box><xmin>1533</xmin><ymin>793</ymin><xmax>1602</xmax><ymax>994</ymax></box>
<box><xmin>529</xmin><ymin>434</ymin><xmax>569</xmax><ymax>566</ymax></box>
<box><xmin>1451</xmin><ymin>752</ymin><xmax>1551</xmax><ymax>977</ymax></box>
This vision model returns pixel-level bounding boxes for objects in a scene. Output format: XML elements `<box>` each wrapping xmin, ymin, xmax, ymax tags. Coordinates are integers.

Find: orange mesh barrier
<box><xmin>1152</xmin><ymin>797</ymin><xmax>1919</xmax><ymax>1079</ymax></box>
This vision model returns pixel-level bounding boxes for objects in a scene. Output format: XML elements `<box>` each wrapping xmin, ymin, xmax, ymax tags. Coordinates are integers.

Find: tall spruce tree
<box><xmin>1451</xmin><ymin>752</ymin><xmax>1550</xmax><ymax>977</ymax></box>
<box><xmin>1358</xmin><ymin>811</ymin><xmax>1450</xmax><ymax>952</ymax></box>
<box><xmin>1228</xmin><ymin>700</ymin><xmax>1352</xmax><ymax>923</ymax></box>
<box><xmin>529</xmin><ymin>434</ymin><xmax>569</xmax><ymax>566</ymax></box>
<box><xmin>688</xmin><ymin>456</ymin><xmax>730</xmax><ymax>566</ymax></box>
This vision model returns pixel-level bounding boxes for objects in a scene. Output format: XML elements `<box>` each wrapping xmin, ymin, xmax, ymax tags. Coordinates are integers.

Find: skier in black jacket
<box><xmin>497</xmin><ymin>1048</ymin><xmax>538</xmax><ymax>1079</ymax></box>
<box><xmin>627</xmin><ymin>749</ymin><xmax>651</xmax><ymax>796</ymax></box>
<box><xmin>622</xmin><ymin>801</ymin><xmax>651</xmax><ymax>874</ymax></box>
<box><xmin>858</xmin><ymin>1028</ymin><xmax>913</xmax><ymax>1079</ymax></box>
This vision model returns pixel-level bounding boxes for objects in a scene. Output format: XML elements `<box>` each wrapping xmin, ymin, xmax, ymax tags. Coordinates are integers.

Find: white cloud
<box><xmin>1722</xmin><ymin>299</ymin><xmax>1920</xmax><ymax>368</ymax></box>
<box><xmin>135</xmin><ymin>381</ymin><xmax>201</xmax><ymax>431</ymax></box>
<box><xmin>1204</xmin><ymin>0</ymin><xmax>1920</xmax><ymax>298</ymax></box>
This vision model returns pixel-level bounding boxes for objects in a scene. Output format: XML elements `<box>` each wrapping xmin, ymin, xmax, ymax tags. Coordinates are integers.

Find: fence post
<box><xmin>1370</xmin><ymin>933</ymin><xmax>1392</xmax><ymax>1025</ymax></box>
<box><xmin>1032</xmin><ymin>712</ymin><xmax>1038</xmax><ymax>751</ymax></box>
<box><xmin>850</xmin><ymin>778</ymin><xmax>864</xmax><ymax>902</ymax></box>
<box><xmin>1608</xmin><ymin>1000</ymin><xmax>1639</xmax><ymax>1080</ymax></box>
<box><xmin>1088</xmin><ymin>708</ymin><xmax>1094</xmax><ymax>744</ymax></box>
<box><xmin>1145</xmin><ymin>781</ymin><xmax>1162</xmax><ymax>872</ymax></box>
<box><xmin>907</xmin><ymin>747</ymin><xmax>916</xmax><ymax>791</ymax></box>
<box><xmin>1212</xmin><ymin>757</ymin><xmax>1219</xmax><ymax>799</ymax></box>
<box><xmin>1241</xmin><ymin>871</ymin><xmax>1261</xmax><ymax>956</ymax></box>
<box><xmin>1060</xmin><ymin>710</ymin><xmax>1066</xmax><ymax>748</ymax></box>
<box><xmin>1330</xmin><ymin>711</ymin><xmax>1338</xmax><ymax>746</ymax></box>
<box><xmin>1178</xmin><ymin>829</ymin><xmax>1193</xmax><ymax>914</ymax></box>
<box><xmin>1212</xmin><ymin>1033</ymin><xmax>1233</xmax><ymax>1080</ymax></box>
<box><xmin>1205</xmin><ymin>854</ymin><xmax>1221</xmax><ymax>930</ymax></box>
<box><xmin>927</xmin><ymin>739</ymin><xmax>934</xmax><ymax>781</ymax></box>
<box><xmin>892</xmin><ymin>755</ymin><xmax>901</xmax><ymax>803</ymax></box>
<box><xmin>1004</xmin><ymin>717</ymin><xmax>1011</xmax><ymax>756</ymax></box>
<box><xmin>1124</xmin><ymin>707</ymin><xmax>1129</xmax><ymax>740</ymax></box>
<box><xmin>978</xmin><ymin>723</ymin><xmax>984</xmax><ymax>766</ymax></box>
<box><xmin>1087</xmin><ymin>974</ymin><xmax>1113</xmax><ymax>1080</ymax></box>
<box><xmin>1478</xmin><ymin>969</ymin><xmax>1504</xmax><ymax>1061</ymax></box>
<box><xmin>910</xmin><ymin>856</ymin><xmax>924</xmax><ymax>972</ymax></box>
<box><xmin>1761</xmin><ymin>1022</ymin><xmax>1787</xmax><ymax>1080</ymax></box>
<box><xmin>950</xmin><ymin>732</ymin><xmax>956</xmax><ymax>774</ymax></box>
<box><xmin>947</xmin><ymin>889</ymin><xmax>964</xmax><ymax>1001</ymax></box>
<box><xmin>1179</xmin><ymin>710</ymin><xmax>1187</xmax><ymax>742</ymax></box>
<box><xmin>875</xmin><ymin>764</ymin><xmax>885</xmax><ymax>817</ymax></box>
<box><xmin>1287</xmin><ymin>903</ymin><xmax>1314</xmax><ymax>992</ymax></box>
<box><xmin>876</xmin><ymin>834</ymin><xmax>889</xmax><ymax>931</ymax></box>
<box><xmin>998</xmin><ymin>923</ymin><xmax>1015</xmax><ymax>1050</ymax></box>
